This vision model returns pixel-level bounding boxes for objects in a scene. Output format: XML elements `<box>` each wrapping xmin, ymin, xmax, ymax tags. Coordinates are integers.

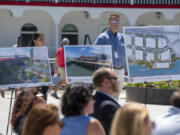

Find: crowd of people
<box><xmin>9</xmin><ymin>67</ymin><xmax>180</xmax><ymax>135</ymax></box>
<box><xmin>1</xmin><ymin>13</ymin><xmax>180</xmax><ymax>135</ymax></box>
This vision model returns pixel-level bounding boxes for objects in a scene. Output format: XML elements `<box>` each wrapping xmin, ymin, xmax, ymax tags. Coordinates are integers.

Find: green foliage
<box><xmin>125</xmin><ymin>82</ymin><xmax>144</xmax><ymax>88</ymax></box>
<box><xmin>45</xmin><ymin>64</ymin><xmax>49</xmax><ymax>69</ymax></box>
<box><xmin>135</xmin><ymin>60</ymin><xmax>145</xmax><ymax>65</ymax></box>
<box><xmin>125</xmin><ymin>80</ymin><xmax>180</xmax><ymax>89</ymax></box>
<box><xmin>37</xmin><ymin>62</ymin><xmax>41</xmax><ymax>67</ymax></box>
<box><xmin>135</xmin><ymin>60</ymin><xmax>154</xmax><ymax>69</ymax></box>
<box><xmin>40</xmin><ymin>76</ymin><xmax>50</xmax><ymax>82</ymax></box>
<box><xmin>26</xmin><ymin>71</ymin><xmax>34</xmax><ymax>79</ymax></box>
<box><xmin>171</xmin><ymin>54</ymin><xmax>176</xmax><ymax>61</ymax></box>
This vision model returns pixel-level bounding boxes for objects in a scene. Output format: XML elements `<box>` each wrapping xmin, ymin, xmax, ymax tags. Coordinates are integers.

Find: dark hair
<box><xmin>171</xmin><ymin>91</ymin><xmax>180</xmax><ymax>108</ymax></box>
<box><xmin>21</xmin><ymin>104</ymin><xmax>62</xmax><ymax>135</ymax></box>
<box><xmin>29</xmin><ymin>33</ymin><xmax>41</xmax><ymax>47</ymax></box>
<box><xmin>61</xmin><ymin>83</ymin><xmax>93</xmax><ymax>117</ymax></box>
<box><xmin>109</xmin><ymin>14</ymin><xmax>120</xmax><ymax>20</ymax></box>
<box><xmin>92</xmin><ymin>67</ymin><xmax>112</xmax><ymax>87</ymax></box>
<box><xmin>11</xmin><ymin>88</ymin><xmax>45</xmax><ymax>133</ymax></box>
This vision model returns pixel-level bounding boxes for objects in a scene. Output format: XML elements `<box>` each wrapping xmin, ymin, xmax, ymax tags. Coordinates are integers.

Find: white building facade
<box><xmin>0</xmin><ymin>0</ymin><xmax>180</xmax><ymax>58</ymax></box>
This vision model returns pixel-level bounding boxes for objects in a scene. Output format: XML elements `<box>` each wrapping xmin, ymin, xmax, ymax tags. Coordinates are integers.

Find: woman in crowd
<box><xmin>110</xmin><ymin>103</ymin><xmax>153</xmax><ymax>135</ymax></box>
<box><xmin>21</xmin><ymin>104</ymin><xmax>62</xmax><ymax>135</ymax></box>
<box><xmin>29</xmin><ymin>33</ymin><xmax>51</xmax><ymax>100</ymax></box>
<box><xmin>29</xmin><ymin>33</ymin><xmax>45</xmax><ymax>47</ymax></box>
<box><xmin>11</xmin><ymin>88</ymin><xmax>45</xmax><ymax>135</ymax></box>
<box><xmin>61</xmin><ymin>83</ymin><xmax>105</xmax><ymax>135</ymax></box>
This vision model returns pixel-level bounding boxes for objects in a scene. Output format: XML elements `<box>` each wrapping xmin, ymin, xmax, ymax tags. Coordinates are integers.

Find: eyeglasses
<box><xmin>111</xmin><ymin>20</ymin><xmax>120</xmax><ymax>24</ymax></box>
<box><xmin>107</xmin><ymin>77</ymin><xmax>118</xmax><ymax>80</ymax></box>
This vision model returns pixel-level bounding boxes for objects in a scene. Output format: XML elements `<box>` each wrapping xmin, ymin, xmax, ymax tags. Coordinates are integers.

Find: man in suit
<box><xmin>91</xmin><ymin>67</ymin><xmax>121</xmax><ymax>135</ymax></box>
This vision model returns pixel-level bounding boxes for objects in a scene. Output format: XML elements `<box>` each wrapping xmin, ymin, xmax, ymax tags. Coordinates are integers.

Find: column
<box><xmin>55</xmin><ymin>23</ymin><xmax>59</xmax><ymax>50</ymax></box>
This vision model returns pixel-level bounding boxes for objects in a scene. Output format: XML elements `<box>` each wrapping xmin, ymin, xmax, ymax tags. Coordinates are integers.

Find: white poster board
<box><xmin>64</xmin><ymin>45</ymin><xmax>113</xmax><ymax>84</ymax></box>
<box><xmin>0</xmin><ymin>47</ymin><xmax>52</xmax><ymax>89</ymax></box>
<box><xmin>123</xmin><ymin>25</ymin><xmax>180</xmax><ymax>83</ymax></box>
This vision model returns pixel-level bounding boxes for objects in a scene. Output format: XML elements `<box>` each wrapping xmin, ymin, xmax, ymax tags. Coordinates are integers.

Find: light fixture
<box><xmin>84</xmin><ymin>11</ymin><xmax>89</xmax><ymax>18</ymax></box>
<box><xmin>156</xmin><ymin>12</ymin><xmax>162</xmax><ymax>20</ymax></box>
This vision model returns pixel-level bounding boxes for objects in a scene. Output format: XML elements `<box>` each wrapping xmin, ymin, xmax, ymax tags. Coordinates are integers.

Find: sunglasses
<box><xmin>111</xmin><ymin>20</ymin><xmax>120</xmax><ymax>24</ymax></box>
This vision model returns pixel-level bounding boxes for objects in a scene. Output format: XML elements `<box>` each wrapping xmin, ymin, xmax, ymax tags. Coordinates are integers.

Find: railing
<box><xmin>0</xmin><ymin>0</ymin><xmax>130</xmax><ymax>4</ymax></box>
<box><xmin>57</xmin><ymin>0</ymin><xmax>130</xmax><ymax>4</ymax></box>
<box><xmin>0</xmin><ymin>0</ymin><xmax>180</xmax><ymax>6</ymax></box>
<box><xmin>0</xmin><ymin>0</ymin><xmax>129</xmax><ymax>4</ymax></box>
<box><xmin>134</xmin><ymin>0</ymin><xmax>180</xmax><ymax>5</ymax></box>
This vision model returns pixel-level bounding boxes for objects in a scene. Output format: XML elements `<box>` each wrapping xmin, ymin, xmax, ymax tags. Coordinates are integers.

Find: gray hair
<box><xmin>61</xmin><ymin>38</ymin><xmax>70</xmax><ymax>46</ymax></box>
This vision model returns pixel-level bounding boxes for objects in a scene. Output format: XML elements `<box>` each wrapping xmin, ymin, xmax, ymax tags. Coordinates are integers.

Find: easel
<box><xmin>84</xmin><ymin>34</ymin><xmax>92</xmax><ymax>45</ymax></box>
<box><xmin>6</xmin><ymin>88</ymin><xmax>16</xmax><ymax>135</ymax></box>
<box><xmin>144</xmin><ymin>81</ymin><xmax>151</xmax><ymax>108</ymax></box>
<box><xmin>143</xmin><ymin>80</ymin><xmax>171</xmax><ymax>108</ymax></box>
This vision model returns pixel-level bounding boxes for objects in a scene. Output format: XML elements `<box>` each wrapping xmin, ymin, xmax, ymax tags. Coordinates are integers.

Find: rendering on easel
<box><xmin>64</xmin><ymin>45</ymin><xmax>113</xmax><ymax>83</ymax></box>
<box><xmin>124</xmin><ymin>25</ymin><xmax>180</xmax><ymax>83</ymax></box>
<box><xmin>0</xmin><ymin>47</ymin><xmax>52</xmax><ymax>89</ymax></box>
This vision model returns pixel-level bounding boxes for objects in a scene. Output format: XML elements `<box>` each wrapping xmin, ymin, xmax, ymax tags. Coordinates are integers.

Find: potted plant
<box><xmin>124</xmin><ymin>80</ymin><xmax>180</xmax><ymax>105</ymax></box>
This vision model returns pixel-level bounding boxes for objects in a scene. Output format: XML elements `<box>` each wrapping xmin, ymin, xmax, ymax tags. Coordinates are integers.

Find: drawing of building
<box><xmin>125</xmin><ymin>27</ymin><xmax>173</xmax><ymax>69</ymax></box>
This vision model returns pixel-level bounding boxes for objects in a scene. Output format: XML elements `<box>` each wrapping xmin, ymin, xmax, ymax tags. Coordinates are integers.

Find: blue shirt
<box><xmin>94</xmin><ymin>29</ymin><xmax>126</xmax><ymax>68</ymax></box>
<box><xmin>153</xmin><ymin>106</ymin><xmax>180</xmax><ymax>135</ymax></box>
<box><xmin>60</xmin><ymin>115</ymin><xmax>93</xmax><ymax>135</ymax></box>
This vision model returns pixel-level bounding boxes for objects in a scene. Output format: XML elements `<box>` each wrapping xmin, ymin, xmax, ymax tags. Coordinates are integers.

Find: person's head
<box><xmin>61</xmin><ymin>38</ymin><xmax>70</xmax><ymax>46</ymax></box>
<box><xmin>171</xmin><ymin>90</ymin><xmax>180</xmax><ymax>108</ymax></box>
<box><xmin>92</xmin><ymin>67</ymin><xmax>120</xmax><ymax>95</ymax></box>
<box><xmin>108</xmin><ymin>14</ymin><xmax>120</xmax><ymax>34</ymax></box>
<box><xmin>29</xmin><ymin>33</ymin><xmax>45</xmax><ymax>47</ymax></box>
<box><xmin>21</xmin><ymin>104</ymin><xmax>62</xmax><ymax>135</ymax></box>
<box><xmin>11</xmin><ymin>88</ymin><xmax>45</xmax><ymax>132</ymax></box>
<box><xmin>61</xmin><ymin>83</ymin><xmax>94</xmax><ymax>117</ymax></box>
<box><xmin>110</xmin><ymin>103</ymin><xmax>153</xmax><ymax>135</ymax></box>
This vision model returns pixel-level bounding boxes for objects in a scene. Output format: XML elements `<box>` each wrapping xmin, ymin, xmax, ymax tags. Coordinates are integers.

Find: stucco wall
<box><xmin>0</xmin><ymin>9</ymin><xmax>54</xmax><ymax>48</ymax></box>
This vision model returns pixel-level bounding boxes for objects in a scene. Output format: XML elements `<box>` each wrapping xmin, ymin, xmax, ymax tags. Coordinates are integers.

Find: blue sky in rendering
<box><xmin>0</xmin><ymin>48</ymin><xmax>31</xmax><ymax>57</ymax></box>
<box><xmin>65</xmin><ymin>45</ymin><xmax>112</xmax><ymax>59</ymax></box>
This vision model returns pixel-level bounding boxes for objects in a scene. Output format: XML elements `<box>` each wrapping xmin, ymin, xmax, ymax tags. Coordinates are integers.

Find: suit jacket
<box><xmin>91</xmin><ymin>91</ymin><xmax>120</xmax><ymax>135</ymax></box>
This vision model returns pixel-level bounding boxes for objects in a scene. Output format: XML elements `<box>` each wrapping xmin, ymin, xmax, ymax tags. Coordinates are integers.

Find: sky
<box><xmin>65</xmin><ymin>45</ymin><xmax>112</xmax><ymax>59</ymax></box>
<box><xmin>0</xmin><ymin>48</ymin><xmax>31</xmax><ymax>57</ymax></box>
<box><xmin>0</xmin><ymin>47</ymin><xmax>49</xmax><ymax>58</ymax></box>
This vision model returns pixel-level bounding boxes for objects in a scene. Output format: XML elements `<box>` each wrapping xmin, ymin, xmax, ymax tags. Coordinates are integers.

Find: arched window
<box><xmin>62</xmin><ymin>24</ymin><xmax>78</xmax><ymax>32</ymax></box>
<box><xmin>61</xmin><ymin>24</ymin><xmax>78</xmax><ymax>45</ymax></box>
<box><xmin>20</xmin><ymin>23</ymin><xmax>38</xmax><ymax>47</ymax></box>
<box><xmin>21</xmin><ymin>23</ymin><xmax>38</xmax><ymax>32</ymax></box>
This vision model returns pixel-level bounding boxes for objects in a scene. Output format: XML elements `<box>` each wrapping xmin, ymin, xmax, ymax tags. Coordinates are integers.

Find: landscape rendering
<box><xmin>64</xmin><ymin>45</ymin><xmax>112</xmax><ymax>83</ymax></box>
<box><xmin>0</xmin><ymin>47</ymin><xmax>51</xmax><ymax>89</ymax></box>
<box><xmin>124</xmin><ymin>26</ymin><xmax>180</xmax><ymax>83</ymax></box>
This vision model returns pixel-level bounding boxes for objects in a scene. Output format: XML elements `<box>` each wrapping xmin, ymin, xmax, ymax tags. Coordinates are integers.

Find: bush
<box><xmin>125</xmin><ymin>80</ymin><xmax>180</xmax><ymax>89</ymax></box>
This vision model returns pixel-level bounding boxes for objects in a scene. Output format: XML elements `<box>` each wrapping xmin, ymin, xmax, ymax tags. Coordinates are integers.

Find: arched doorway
<box><xmin>20</xmin><ymin>23</ymin><xmax>38</xmax><ymax>47</ymax></box>
<box><xmin>61</xmin><ymin>24</ymin><xmax>78</xmax><ymax>45</ymax></box>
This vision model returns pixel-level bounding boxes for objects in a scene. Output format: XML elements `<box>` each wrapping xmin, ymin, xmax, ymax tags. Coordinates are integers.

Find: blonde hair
<box><xmin>21</xmin><ymin>104</ymin><xmax>62</xmax><ymax>135</ymax></box>
<box><xmin>110</xmin><ymin>103</ymin><xmax>149</xmax><ymax>135</ymax></box>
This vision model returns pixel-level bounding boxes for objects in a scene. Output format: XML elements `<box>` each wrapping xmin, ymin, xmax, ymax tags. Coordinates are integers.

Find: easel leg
<box><xmin>6</xmin><ymin>90</ymin><xmax>14</xmax><ymax>135</ymax></box>
<box><xmin>145</xmin><ymin>85</ymin><xmax>148</xmax><ymax>108</ymax></box>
